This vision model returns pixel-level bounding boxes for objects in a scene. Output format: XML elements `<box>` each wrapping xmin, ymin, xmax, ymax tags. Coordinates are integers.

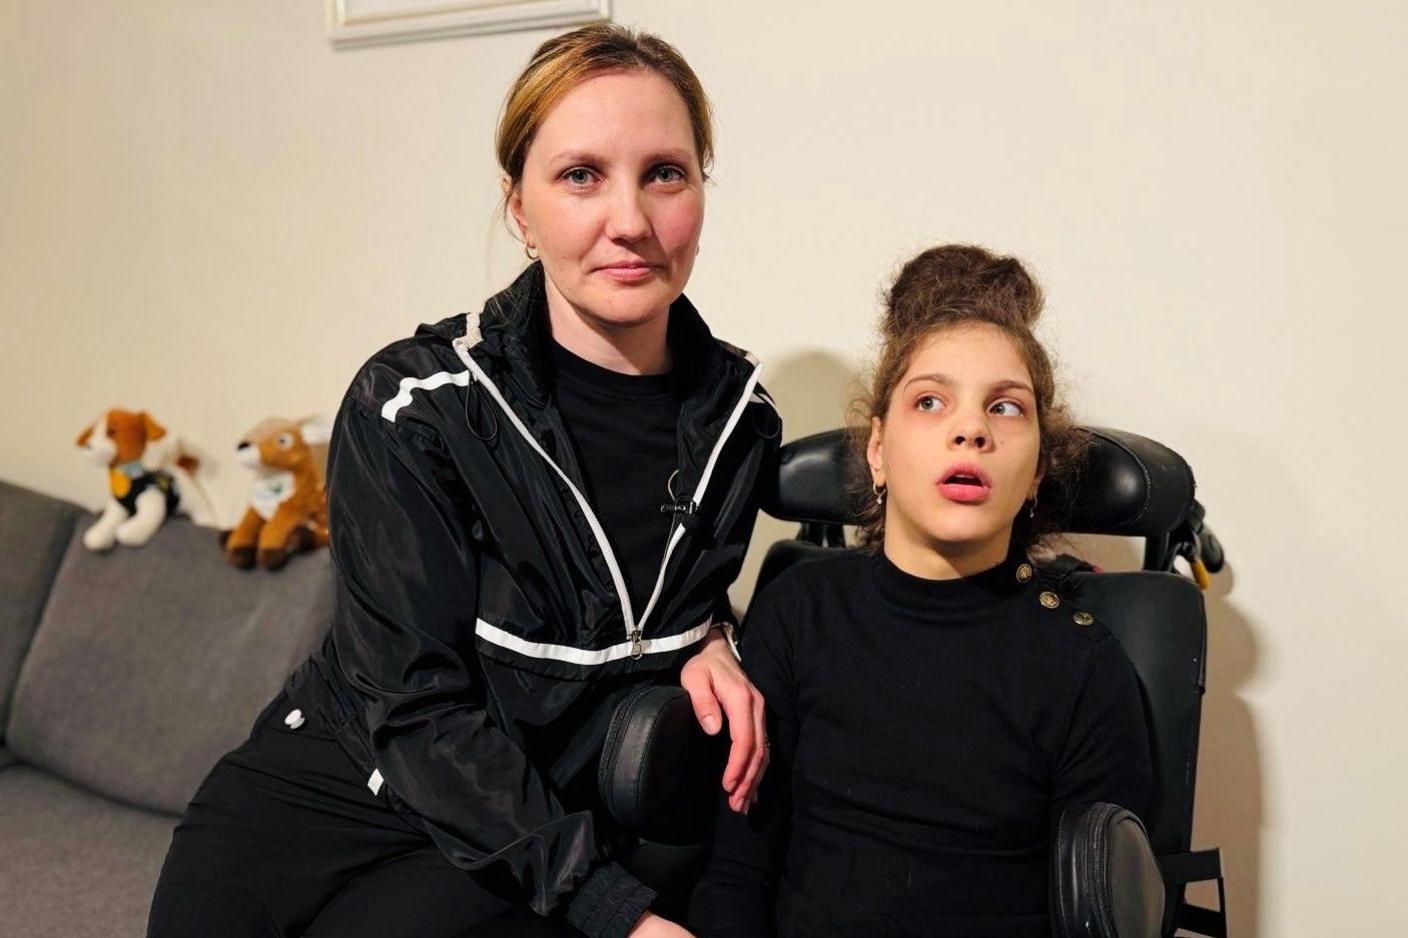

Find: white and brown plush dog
<box><xmin>221</xmin><ymin>416</ymin><xmax>331</xmax><ymax>570</ymax></box>
<box><xmin>75</xmin><ymin>409</ymin><xmax>211</xmax><ymax>551</ymax></box>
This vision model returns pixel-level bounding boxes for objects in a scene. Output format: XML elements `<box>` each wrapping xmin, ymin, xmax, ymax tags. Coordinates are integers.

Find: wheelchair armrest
<box><xmin>455</xmin><ymin>691</ymin><xmax>724</xmax><ymax>937</ymax></box>
<box><xmin>599</xmin><ymin>684</ymin><xmax>728</xmax><ymax>847</ymax></box>
<box><xmin>598</xmin><ymin>684</ymin><xmax>725</xmax><ymax>910</ymax></box>
<box><xmin>1052</xmin><ymin>802</ymin><xmax>1164</xmax><ymax>938</ymax></box>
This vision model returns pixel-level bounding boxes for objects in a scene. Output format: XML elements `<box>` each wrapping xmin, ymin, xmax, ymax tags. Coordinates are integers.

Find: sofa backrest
<box><xmin>6</xmin><ymin>514</ymin><xmax>334</xmax><ymax>815</ymax></box>
<box><xmin>0</xmin><ymin>481</ymin><xmax>83</xmax><ymax>738</ymax></box>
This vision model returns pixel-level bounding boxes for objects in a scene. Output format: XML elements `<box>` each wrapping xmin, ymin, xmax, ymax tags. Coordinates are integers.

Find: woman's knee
<box><xmin>147</xmin><ymin>873</ymin><xmax>278</xmax><ymax>938</ymax></box>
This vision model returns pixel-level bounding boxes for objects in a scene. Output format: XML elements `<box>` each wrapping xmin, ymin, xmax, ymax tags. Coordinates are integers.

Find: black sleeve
<box><xmin>327</xmin><ymin>399</ymin><xmax>653</xmax><ymax>937</ymax></box>
<box><xmin>1051</xmin><ymin>635</ymin><xmax>1155</xmax><ymax>818</ymax></box>
<box><xmin>687</xmin><ymin>584</ymin><xmax>798</xmax><ymax>937</ymax></box>
<box><xmin>708</xmin><ymin>592</ymin><xmax>740</xmax><ymax>638</ymax></box>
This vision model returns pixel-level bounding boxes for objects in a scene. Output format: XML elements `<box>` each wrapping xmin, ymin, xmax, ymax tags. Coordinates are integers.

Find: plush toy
<box><xmin>221</xmin><ymin>416</ymin><xmax>331</xmax><ymax>570</ymax></box>
<box><xmin>75</xmin><ymin>409</ymin><xmax>214</xmax><ymax>550</ymax></box>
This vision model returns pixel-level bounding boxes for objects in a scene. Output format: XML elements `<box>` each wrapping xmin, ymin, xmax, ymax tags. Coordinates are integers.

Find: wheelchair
<box><xmin>467</xmin><ymin>426</ymin><xmax>1229</xmax><ymax>938</ymax></box>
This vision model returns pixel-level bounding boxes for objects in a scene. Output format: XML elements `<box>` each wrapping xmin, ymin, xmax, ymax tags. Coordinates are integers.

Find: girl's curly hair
<box><xmin>850</xmin><ymin>244</ymin><xmax>1090</xmax><ymax>553</ymax></box>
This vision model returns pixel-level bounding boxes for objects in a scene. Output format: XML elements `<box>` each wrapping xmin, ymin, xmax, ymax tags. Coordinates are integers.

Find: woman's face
<box><xmin>868</xmin><ymin>323</ymin><xmax>1043</xmax><ymax>573</ymax></box>
<box><xmin>508</xmin><ymin>69</ymin><xmax>705</xmax><ymax>335</ymax></box>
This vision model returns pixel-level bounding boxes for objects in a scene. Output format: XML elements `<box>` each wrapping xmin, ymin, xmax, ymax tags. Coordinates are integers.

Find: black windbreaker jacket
<box><xmin>288</xmin><ymin>263</ymin><xmax>780</xmax><ymax>935</ymax></box>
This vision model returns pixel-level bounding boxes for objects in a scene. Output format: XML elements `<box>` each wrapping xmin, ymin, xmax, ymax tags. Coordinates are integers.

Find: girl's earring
<box><xmin>1028</xmin><ymin>494</ymin><xmax>1039</xmax><ymax>520</ymax></box>
<box><xmin>872</xmin><ymin>481</ymin><xmax>886</xmax><ymax>506</ymax></box>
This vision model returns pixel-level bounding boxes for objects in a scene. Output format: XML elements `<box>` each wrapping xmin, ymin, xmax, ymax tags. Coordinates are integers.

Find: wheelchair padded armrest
<box><xmin>1052</xmin><ymin>802</ymin><xmax>1164</xmax><ymax>938</ymax></box>
<box><xmin>598</xmin><ymin>685</ymin><xmax>728</xmax><ymax>846</ymax></box>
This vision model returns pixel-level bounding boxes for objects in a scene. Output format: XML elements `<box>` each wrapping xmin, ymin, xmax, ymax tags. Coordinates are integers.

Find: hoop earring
<box><xmin>523</xmin><ymin>243</ymin><xmax>538</xmax><ymax>261</ymax></box>
<box><xmin>872</xmin><ymin>481</ymin><xmax>886</xmax><ymax>507</ymax></box>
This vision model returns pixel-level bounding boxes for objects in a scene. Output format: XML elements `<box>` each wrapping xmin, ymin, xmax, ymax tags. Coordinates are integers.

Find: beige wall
<box><xmin>3</xmin><ymin>1</ymin><xmax>1405</xmax><ymax>933</ymax></box>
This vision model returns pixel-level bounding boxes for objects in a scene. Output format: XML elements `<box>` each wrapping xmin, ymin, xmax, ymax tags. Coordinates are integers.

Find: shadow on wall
<box><xmin>1190</xmin><ymin>564</ymin><xmax>1262</xmax><ymax>938</ymax></box>
<box><xmin>733</xmin><ymin>349</ymin><xmax>861</xmax><ymax>604</ymax></box>
<box><xmin>1074</xmin><ymin>536</ymin><xmax>1263</xmax><ymax>938</ymax></box>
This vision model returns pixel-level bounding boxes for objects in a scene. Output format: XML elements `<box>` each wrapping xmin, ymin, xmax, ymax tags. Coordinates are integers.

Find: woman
<box><xmin>149</xmin><ymin>26</ymin><xmax>776</xmax><ymax>938</ymax></box>
<box><xmin>688</xmin><ymin>245</ymin><xmax>1153</xmax><ymax>937</ymax></box>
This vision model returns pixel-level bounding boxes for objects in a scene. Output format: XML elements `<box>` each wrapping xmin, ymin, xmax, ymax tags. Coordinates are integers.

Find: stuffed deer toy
<box><xmin>222</xmin><ymin>416</ymin><xmax>331</xmax><ymax>570</ymax></box>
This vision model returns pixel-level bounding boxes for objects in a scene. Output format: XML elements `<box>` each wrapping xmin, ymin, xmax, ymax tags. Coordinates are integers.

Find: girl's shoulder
<box><xmin>745</xmin><ymin>549</ymin><xmax>872</xmax><ymax>633</ymax></box>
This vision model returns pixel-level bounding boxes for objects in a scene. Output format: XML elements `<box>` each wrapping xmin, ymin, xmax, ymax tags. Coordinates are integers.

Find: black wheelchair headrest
<box><xmin>765</xmin><ymin>427</ymin><xmax>1195</xmax><ymax>538</ymax></box>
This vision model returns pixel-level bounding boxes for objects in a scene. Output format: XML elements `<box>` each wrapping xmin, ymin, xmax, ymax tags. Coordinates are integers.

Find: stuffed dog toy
<box><xmin>75</xmin><ymin>409</ymin><xmax>212</xmax><ymax>550</ymax></box>
<box><xmin>221</xmin><ymin>416</ymin><xmax>331</xmax><ymax>570</ymax></box>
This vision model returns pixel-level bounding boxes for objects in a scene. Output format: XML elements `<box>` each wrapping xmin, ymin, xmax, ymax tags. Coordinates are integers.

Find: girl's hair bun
<box><xmin>884</xmin><ymin>244</ymin><xmax>1044</xmax><ymax>338</ymax></box>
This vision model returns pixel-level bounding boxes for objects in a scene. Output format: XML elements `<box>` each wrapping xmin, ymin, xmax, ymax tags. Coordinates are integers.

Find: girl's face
<box><xmin>508</xmin><ymin>69</ymin><xmax>705</xmax><ymax>337</ymax></box>
<box><xmin>868</xmin><ymin>323</ymin><xmax>1043</xmax><ymax>575</ymax></box>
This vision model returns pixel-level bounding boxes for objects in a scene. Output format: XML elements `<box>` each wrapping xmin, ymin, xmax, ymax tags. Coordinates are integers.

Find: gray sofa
<box><xmin>0</xmin><ymin>479</ymin><xmax>333</xmax><ymax>937</ymax></box>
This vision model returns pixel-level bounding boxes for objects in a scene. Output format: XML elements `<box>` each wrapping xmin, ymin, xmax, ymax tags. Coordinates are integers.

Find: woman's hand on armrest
<box><xmin>680</xmin><ymin>629</ymin><xmax>769</xmax><ymax>813</ymax></box>
<box><xmin>628</xmin><ymin>910</ymin><xmax>697</xmax><ymax>937</ymax></box>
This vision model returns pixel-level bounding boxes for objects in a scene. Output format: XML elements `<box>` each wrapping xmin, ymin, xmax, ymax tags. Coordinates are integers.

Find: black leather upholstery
<box><xmin>766</xmin><ymin>427</ymin><xmax>859</xmax><ymax>525</ymax></box>
<box><xmin>755</xmin><ymin>538</ymin><xmax>835</xmax><ymax>595</ymax></box>
<box><xmin>1052</xmin><ymin>802</ymin><xmax>1165</xmax><ymax>938</ymax></box>
<box><xmin>1062</xmin><ymin>572</ymin><xmax>1206</xmax><ymax>858</ymax></box>
<box><xmin>598</xmin><ymin>685</ymin><xmax>728</xmax><ymax>846</ymax></box>
<box><xmin>763</xmin><ymin>427</ymin><xmax>1196</xmax><ymax>538</ymax></box>
<box><xmin>1059</xmin><ymin>428</ymin><xmax>1196</xmax><ymax>537</ymax></box>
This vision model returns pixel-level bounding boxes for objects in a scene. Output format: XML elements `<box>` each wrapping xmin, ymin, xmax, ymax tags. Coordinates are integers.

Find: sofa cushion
<box><xmin>0</xmin><ymin>481</ymin><xmax>83</xmax><ymax>737</ymax></box>
<box><xmin>0</xmin><ymin>765</ymin><xmax>175</xmax><ymax>938</ymax></box>
<box><xmin>6</xmin><ymin>516</ymin><xmax>333</xmax><ymax>814</ymax></box>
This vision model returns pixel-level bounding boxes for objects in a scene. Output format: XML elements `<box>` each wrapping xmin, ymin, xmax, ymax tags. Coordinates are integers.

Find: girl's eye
<box><xmin>916</xmin><ymin>395</ymin><xmax>943</xmax><ymax>413</ymax></box>
<box><xmin>562</xmin><ymin>167</ymin><xmax>596</xmax><ymax>187</ymax></box>
<box><xmin>990</xmin><ymin>400</ymin><xmax>1025</xmax><ymax>417</ymax></box>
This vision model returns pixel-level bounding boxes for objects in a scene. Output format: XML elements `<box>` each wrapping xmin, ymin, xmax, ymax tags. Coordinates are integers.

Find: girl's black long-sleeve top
<box><xmin>688</xmin><ymin>548</ymin><xmax>1152</xmax><ymax>938</ymax></box>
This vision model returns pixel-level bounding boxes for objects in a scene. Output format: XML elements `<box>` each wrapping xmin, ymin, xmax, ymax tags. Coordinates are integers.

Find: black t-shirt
<box><xmin>689</xmin><ymin>549</ymin><xmax>1153</xmax><ymax>938</ymax></box>
<box><xmin>551</xmin><ymin>339</ymin><xmax>683</xmax><ymax>617</ymax></box>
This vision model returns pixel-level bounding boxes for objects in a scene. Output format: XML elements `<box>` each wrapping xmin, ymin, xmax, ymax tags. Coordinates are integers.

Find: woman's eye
<box><xmin>562</xmin><ymin>167</ymin><xmax>595</xmax><ymax>186</ymax></box>
<box><xmin>990</xmin><ymin>400</ymin><xmax>1025</xmax><ymax>417</ymax></box>
<box><xmin>650</xmin><ymin>164</ymin><xmax>686</xmax><ymax>184</ymax></box>
<box><xmin>916</xmin><ymin>395</ymin><xmax>943</xmax><ymax>412</ymax></box>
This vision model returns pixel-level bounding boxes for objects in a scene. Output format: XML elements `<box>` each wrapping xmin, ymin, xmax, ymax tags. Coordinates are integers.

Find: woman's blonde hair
<box><xmin>496</xmin><ymin>24</ymin><xmax>714</xmax><ymax>194</ymax></box>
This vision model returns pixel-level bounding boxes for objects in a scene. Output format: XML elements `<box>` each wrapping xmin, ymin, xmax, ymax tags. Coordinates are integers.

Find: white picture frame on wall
<box><xmin>327</xmin><ymin>0</ymin><xmax>611</xmax><ymax>50</ymax></box>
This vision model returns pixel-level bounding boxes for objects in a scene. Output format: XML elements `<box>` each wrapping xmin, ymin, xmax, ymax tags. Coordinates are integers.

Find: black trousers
<box><xmin>147</xmin><ymin>689</ymin><xmax>523</xmax><ymax>938</ymax></box>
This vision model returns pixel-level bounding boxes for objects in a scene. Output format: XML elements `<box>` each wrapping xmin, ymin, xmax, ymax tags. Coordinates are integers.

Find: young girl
<box><xmin>688</xmin><ymin>245</ymin><xmax>1152</xmax><ymax>937</ymax></box>
<box><xmin>148</xmin><ymin>26</ymin><xmax>775</xmax><ymax>938</ymax></box>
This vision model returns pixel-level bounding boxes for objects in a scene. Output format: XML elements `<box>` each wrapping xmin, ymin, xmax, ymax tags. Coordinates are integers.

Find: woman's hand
<box><xmin>627</xmin><ymin>910</ymin><xmax>696</xmax><ymax>937</ymax></box>
<box><xmin>680</xmin><ymin>628</ymin><xmax>769</xmax><ymax>813</ymax></box>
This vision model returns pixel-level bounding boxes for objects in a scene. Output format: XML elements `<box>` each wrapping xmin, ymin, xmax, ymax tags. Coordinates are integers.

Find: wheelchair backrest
<box><xmin>1062</xmin><ymin>570</ymin><xmax>1206</xmax><ymax>856</ymax></box>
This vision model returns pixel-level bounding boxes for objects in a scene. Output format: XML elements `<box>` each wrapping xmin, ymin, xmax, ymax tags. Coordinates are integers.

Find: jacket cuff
<box><xmin>565</xmin><ymin>861</ymin><xmax>657</xmax><ymax>938</ymax></box>
<box><xmin>709</xmin><ymin>596</ymin><xmax>742</xmax><ymax>659</ymax></box>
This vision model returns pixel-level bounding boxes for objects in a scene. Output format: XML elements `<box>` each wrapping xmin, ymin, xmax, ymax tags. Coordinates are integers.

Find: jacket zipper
<box><xmin>453</xmin><ymin>336</ymin><xmax>764</xmax><ymax>650</ymax></box>
<box><xmin>633</xmin><ymin>357</ymin><xmax>764</xmax><ymax>640</ymax></box>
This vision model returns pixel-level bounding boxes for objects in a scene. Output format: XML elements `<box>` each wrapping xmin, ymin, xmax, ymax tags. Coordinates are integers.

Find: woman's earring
<box><xmin>872</xmin><ymin>481</ymin><xmax>886</xmax><ymax>506</ymax></box>
<box><xmin>523</xmin><ymin>243</ymin><xmax>539</xmax><ymax>261</ymax></box>
<box><xmin>1028</xmin><ymin>494</ymin><xmax>1039</xmax><ymax>520</ymax></box>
